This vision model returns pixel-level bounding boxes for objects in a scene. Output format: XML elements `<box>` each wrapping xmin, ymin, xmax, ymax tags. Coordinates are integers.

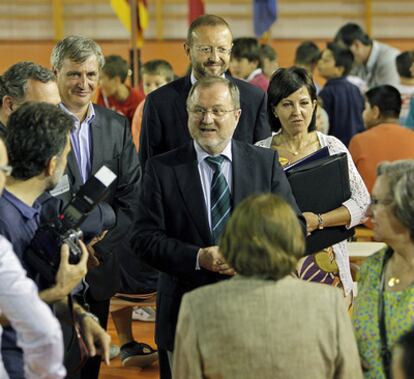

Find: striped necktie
<box><xmin>205</xmin><ymin>155</ymin><xmax>232</xmax><ymax>244</ymax></box>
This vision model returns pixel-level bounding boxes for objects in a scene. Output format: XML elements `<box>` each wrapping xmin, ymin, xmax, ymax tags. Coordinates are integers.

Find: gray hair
<box><xmin>187</xmin><ymin>76</ymin><xmax>240</xmax><ymax>109</ymax></box>
<box><xmin>51</xmin><ymin>35</ymin><xmax>105</xmax><ymax>70</ymax></box>
<box><xmin>377</xmin><ymin>160</ymin><xmax>414</xmax><ymax>242</ymax></box>
<box><xmin>0</xmin><ymin>62</ymin><xmax>55</xmax><ymax>105</ymax></box>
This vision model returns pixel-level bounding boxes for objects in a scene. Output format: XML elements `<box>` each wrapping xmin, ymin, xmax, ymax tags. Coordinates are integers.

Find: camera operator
<box><xmin>0</xmin><ymin>137</ymin><xmax>66</xmax><ymax>379</ymax></box>
<box><xmin>0</xmin><ymin>102</ymin><xmax>110</xmax><ymax>378</ymax></box>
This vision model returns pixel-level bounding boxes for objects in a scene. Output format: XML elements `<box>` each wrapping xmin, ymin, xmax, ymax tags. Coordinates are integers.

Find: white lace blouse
<box><xmin>255</xmin><ymin>131</ymin><xmax>370</xmax><ymax>294</ymax></box>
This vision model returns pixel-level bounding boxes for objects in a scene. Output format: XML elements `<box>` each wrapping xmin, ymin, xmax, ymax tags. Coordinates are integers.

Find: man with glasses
<box><xmin>0</xmin><ymin>62</ymin><xmax>61</xmax><ymax>137</ymax></box>
<box><xmin>139</xmin><ymin>14</ymin><xmax>271</xmax><ymax>167</ymax></box>
<box><xmin>134</xmin><ymin>77</ymin><xmax>303</xmax><ymax>379</ymax></box>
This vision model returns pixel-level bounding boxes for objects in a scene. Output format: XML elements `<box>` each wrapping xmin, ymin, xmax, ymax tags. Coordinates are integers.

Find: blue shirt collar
<box><xmin>2</xmin><ymin>189</ymin><xmax>41</xmax><ymax>220</ymax></box>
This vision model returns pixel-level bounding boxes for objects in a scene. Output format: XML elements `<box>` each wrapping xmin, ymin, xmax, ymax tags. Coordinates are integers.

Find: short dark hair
<box><xmin>102</xmin><ymin>55</ymin><xmax>129</xmax><ymax>83</ymax></box>
<box><xmin>1</xmin><ymin>62</ymin><xmax>55</xmax><ymax>105</ymax></box>
<box><xmin>260</xmin><ymin>44</ymin><xmax>277</xmax><ymax>61</ymax></box>
<box><xmin>396</xmin><ymin>327</ymin><xmax>414</xmax><ymax>378</ymax></box>
<box><xmin>267</xmin><ymin>67</ymin><xmax>317</xmax><ymax>132</ymax></box>
<box><xmin>186</xmin><ymin>14</ymin><xmax>232</xmax><ymax>45</ymax></box>
<box><xmin>220</xmin><ymin>194</ymin><xmax>305</xmax><ymax>280</ymax></box>
<box><xmin>142</xmin><ymin>60</ymin><xmax>175</xmax><ymax>82</ymax></box>
<box><xmin>326</xmin><ymin>42</ymin><xmax>354</xmax><ymax>77</ymax></box>
<box><xmin>6</xmin><ymin>102</ymin><xmax>73</xmax><ymax>180</ymax></box>
<box><xmin>294</xmin><ymin>41</ymin><xmax>321</xmax><ymax>66</ymax></box>
<box><xmin>365</xmin><ymin>85</ymin><xmax>402</xmax><ymax>119</ymax></box>
<box><xmin>396</xmin><ymin>51</ymin><xmax>414</xmax><ymax>78</ymax></box>
<box><xmin>231</xmin><ymin>37</ymin><xmax>260</xmax><ymax>63</ymax></box>
<box><xmin>334</xmin><ymin>23</ymin><xmax>372</xmax><ymax>47</ymax></box>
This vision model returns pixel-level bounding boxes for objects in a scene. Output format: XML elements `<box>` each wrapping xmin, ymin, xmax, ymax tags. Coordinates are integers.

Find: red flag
<box><xmin>188</xmin><ymin>0</ymin><xmax>204</xmax><ymax>25</ymax></box>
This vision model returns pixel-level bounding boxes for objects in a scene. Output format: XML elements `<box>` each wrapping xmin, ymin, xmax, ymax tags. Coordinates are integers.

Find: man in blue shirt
<box><xmin>0</xmin><ymin>103</ymin><xmax>111</xmax><ymax>378</ymax></box>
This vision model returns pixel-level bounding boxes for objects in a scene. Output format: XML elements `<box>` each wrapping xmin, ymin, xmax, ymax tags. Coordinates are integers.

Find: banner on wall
<box><xmin>253</xmin><ymin>0</ymin><xmax>277</xmax><ymax>37</ymax></box>
<box><xmin>111</xmin><ymin>0</ymin><xmax>149</xmax><ymax>47</ymax></box>
<box><xmin>188</xmin><ymin>0</ymin><xmax>205</xmax><ymax>25</ymax></box>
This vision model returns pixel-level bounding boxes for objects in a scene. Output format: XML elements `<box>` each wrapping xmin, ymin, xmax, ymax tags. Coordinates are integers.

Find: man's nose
<box><xmin>209</xmin><ymin>48</ymin><xmax>220</xmax><ymax>61</ymax></box>
<box><xmin>201</xmin><ymin>110</ymin><xmax>214</xmax><ymax>122</ymax></box>
<box><xmin>79</xmin><ymin>74</ymin><xmax>88</xmax><ymax>87</ymax></box>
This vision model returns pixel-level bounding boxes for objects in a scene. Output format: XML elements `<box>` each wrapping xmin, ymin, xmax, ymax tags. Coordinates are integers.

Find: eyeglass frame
<box><xmin>187</xmin><ymin>106</ymin><xmax>239</xmax><ymax>118</ymax></box>
<box><xmin>0</xmin><ymin>165</ymin><xmax>12</xmax><ymax>176</ymax></box>
<box><xmin>191</xmin><ymin>45</ymin><xmax>232</xmax><ymax>56</ymax></box>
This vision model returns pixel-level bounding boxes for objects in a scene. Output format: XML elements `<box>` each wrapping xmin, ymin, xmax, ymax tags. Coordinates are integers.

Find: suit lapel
<box><xmin>174</xmin><ymin>76</ymin><xmax>192</xmax><ymax>140</ymax></box>
<box><xmin>66</xmin><ymin>150</ymin><xmax>83</xmax><ymax>189</ymax></box>
<box><xmin>232</xmin><ymin>141</ymin><xmax>256</xmax><ymax>208</ymax></box>
<box><xmin>174</xmin><ymin>144</ymin><xmax>212</xmax><ymax>245</ymax></box>
<box><xmin>90</xmin><ymin>107</ymin><xmax>105</xmax><ymax>174</ymax></box>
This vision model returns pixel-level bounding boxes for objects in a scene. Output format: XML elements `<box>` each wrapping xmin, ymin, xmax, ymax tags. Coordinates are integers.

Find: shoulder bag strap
<box><xmin>378</xmin><ymin>248</ymin><xmax>393</xmax><ymax>379</ymax></box>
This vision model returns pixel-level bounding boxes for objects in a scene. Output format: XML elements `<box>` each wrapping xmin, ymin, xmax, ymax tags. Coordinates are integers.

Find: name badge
<box><xmin>49</xmin><ymin>174</ymin><xmax>70</xmax><ymax>197</ymax></box>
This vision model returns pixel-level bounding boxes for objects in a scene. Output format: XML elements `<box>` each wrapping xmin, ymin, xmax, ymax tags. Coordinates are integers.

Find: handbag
<box><xmin>286</xmin><ymin>151</ymin><xmax>355</xmax><ymax>254</ymax></box>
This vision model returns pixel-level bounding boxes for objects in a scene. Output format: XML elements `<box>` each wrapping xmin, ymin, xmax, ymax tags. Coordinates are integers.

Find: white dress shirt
<box><xmin>0</xmin><ymin>235</ymin><xmax>66</xmax><ymax>379</ymax></box>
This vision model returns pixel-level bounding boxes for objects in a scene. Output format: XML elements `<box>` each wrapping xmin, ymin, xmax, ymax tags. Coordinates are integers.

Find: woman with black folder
<box><xmin>256</xmin><ymin>67</ymin><xmax>369</xmax><ymax>305</ymax></box>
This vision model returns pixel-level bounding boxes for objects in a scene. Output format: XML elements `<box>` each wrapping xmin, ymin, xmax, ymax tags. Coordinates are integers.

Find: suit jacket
<box><xmin>139</xmin><ymin>75</ymin><xmax>271</xmax><ymax>166</ymax></box>
<box><xmin>55</xmin><ymin>104</ymin><xmax>140</xmax><ymax>301</ymax></box>
<box><xmin>173</xmin><ymin>276</ymin><xmax>364</xmax><ymax>379</ymax></box>
<box><xmin>133</xmin><ymin>140</ymin><xmax>304</xmax><ymax>350</ymax></box>
<box><xmin>351</xmin><ymin>40</ymin><xmax>400</xmax><ymax>89</ymax></box>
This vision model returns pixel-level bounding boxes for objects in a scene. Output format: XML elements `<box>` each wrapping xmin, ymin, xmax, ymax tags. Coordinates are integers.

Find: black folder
<box><xmin>286</xmin><ymin>151</ymin><xmax>355</xmax><ymax>254</ymax></box>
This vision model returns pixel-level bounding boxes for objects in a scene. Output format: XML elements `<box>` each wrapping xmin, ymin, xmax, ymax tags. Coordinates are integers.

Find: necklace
<box><xmin>277</xmin><ymin>139</ymin><xmax>318</xmax><ymax>156</ymax></box>
<box><xmin>387</xmin><ymin>276</ymin><xmax>400</xmax><ymax>287</ymax></box>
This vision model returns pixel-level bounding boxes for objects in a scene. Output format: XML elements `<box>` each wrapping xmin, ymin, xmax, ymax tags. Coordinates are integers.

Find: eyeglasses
<box><xmin>0</xmin><ymin>165</ymin><xmax>12</xmax><ymax>176</ymax></box>
<box><xmin>188</xmin><ymin>107</ymin><xmax>237</xmax><ymax>118</ymax></box>
<box><xmin>370</xmin><ymin>196</ymin><xmax>392</xmax><ymax>207</ymax></box>
<box><xmin>192</xmin><ymin>45</ymin><xmax>232</xmax><ymax>56</ymax></box>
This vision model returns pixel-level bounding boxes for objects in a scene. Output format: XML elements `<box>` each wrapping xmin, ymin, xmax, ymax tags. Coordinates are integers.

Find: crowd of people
<box><xmin>0</xmin><ymin>12</ymin><xmax>413</xmax><ymax>379</ymax></box>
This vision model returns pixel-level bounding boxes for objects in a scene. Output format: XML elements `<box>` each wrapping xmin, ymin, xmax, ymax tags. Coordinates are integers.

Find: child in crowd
<box><xmin>259</xmin><ymin>43</ymin><xmax>279</xmax><ymax>80</ymax></box>
<box><xmin>294</xmin><ymin>40</ymin><xmax>321</xmax><ymax>92</ymax></box>
<box><xmin>395</xmin><ymin>51</ymin><xmax>414</xmax><ymax>128</ymax></box>
<box><xmin>317</xmin><ymin>42</ymin><xmax>365</xmax><ymax>146</ymax></box>
<box><xmin>131</xmin><ymin>59</ymin><xmax>175</xmax><ymax>151</ymax></box>
<box><xmin>229</xmin><ymin>37</ymin><xmax>269</xmax><ymax>91</ymax></box>
<box><xmin>97</xmin><ymin>55</ymin><xmax>144</xmax><ymax>124</ymax></box>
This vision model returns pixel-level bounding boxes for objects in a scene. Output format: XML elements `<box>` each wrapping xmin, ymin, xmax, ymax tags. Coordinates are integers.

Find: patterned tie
<box><xmin>205</xmin><ymin>155</ymin><xmax>232</xmax><ymax>244</ymax></box>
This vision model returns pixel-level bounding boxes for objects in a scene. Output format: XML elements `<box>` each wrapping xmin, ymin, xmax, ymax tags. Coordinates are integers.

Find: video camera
<box><xmin>25</xmin><ymin>166</ymin><xmax>117</xmax><ymax>284</ymax></box>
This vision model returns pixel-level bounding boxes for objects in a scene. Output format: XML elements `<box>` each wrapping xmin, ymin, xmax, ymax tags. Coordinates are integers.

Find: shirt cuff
<box><xmin>195</xmin><ymin>249</ymin><xmax>201</xmax><ymax>270</ymax></box>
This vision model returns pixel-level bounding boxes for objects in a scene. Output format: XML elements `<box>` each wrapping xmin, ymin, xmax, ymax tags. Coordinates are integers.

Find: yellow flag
<box><xmin>111</xmin><ymin>0</ymin><xmax>148</xmax><ymax>47</ymax></box>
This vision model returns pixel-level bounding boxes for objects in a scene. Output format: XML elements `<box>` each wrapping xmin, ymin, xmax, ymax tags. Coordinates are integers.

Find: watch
<box><xmin>317</xmin><ymin>213</ymin><xmax>324</xmax><ymax>230</ymax></box>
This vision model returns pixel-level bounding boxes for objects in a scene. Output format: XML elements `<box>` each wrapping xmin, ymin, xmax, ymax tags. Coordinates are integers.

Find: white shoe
<box><xmin>132</xmin><ymin>306</ymin><xmax>156</xmax><ymax>322</ymax></box>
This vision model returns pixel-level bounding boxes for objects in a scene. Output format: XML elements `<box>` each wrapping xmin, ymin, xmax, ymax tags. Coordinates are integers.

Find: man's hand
<box><xmin>78</xmin><ymin>313</ymin><xmax>111</xmax><ymax>365</ymax></box>
<box><xmin>40</xmin><ymin>242</ymin><xmax>88</xmax><ymax>303</ymax></box>
<box><xmin>198</xmin><ymin>246</ymin><xmax>235</xmax><ymax>276</ymax></box>
<box><xmin>86</xmin><ymin>230</ymin><xmax>108</xmax><ymax>269</ymax></box>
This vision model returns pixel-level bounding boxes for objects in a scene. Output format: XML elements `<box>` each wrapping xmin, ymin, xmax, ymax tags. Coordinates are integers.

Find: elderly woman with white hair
<box><xmin>353</xmin><ymin>160</ymin><xmax>414</xmax><ymax>379</ymax></box>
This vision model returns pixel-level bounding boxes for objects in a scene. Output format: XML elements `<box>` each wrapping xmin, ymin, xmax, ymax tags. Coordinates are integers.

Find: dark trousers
<box><xmin>79</xmin><ymin>295</ymin><xmax>110</xmax><ymax>379</ymax></box>
<box><xmin>159</xmin><ymin>348</ymin><xmax>172</xmax><ymax>379</ymax></box>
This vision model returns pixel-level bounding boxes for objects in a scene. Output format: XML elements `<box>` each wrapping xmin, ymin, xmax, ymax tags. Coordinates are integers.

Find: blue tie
<box><xmin>205</xmin><ymin>156</ymin><xmax>232</xmax><ymax>244</ymax></box>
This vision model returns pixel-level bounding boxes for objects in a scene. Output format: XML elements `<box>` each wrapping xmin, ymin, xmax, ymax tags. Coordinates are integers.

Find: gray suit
<box><xmin>351</xmin><ymin>40</ymin><xmax>400</xmax><ymax>89</ymax></box>
<box><xmin>174</xmin><ymin>276</ymin><xmax>364</xmax><ymax>379</ymax></box>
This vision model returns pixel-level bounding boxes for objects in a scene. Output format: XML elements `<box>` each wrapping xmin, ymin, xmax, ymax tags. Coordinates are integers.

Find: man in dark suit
<box><xmin>51</xmin><ymin>35</ymin><xmax>140</xmax><ymax>379</ymax></box>
<box><xmin>133</xmin><ymin>77</ymin><xmax>304</xmax><ymax>379</ymax></box>
<box><xmin>139</xmin><ymin>14</ymin><xmax>271</xmax><ymax>167</ymax></box>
